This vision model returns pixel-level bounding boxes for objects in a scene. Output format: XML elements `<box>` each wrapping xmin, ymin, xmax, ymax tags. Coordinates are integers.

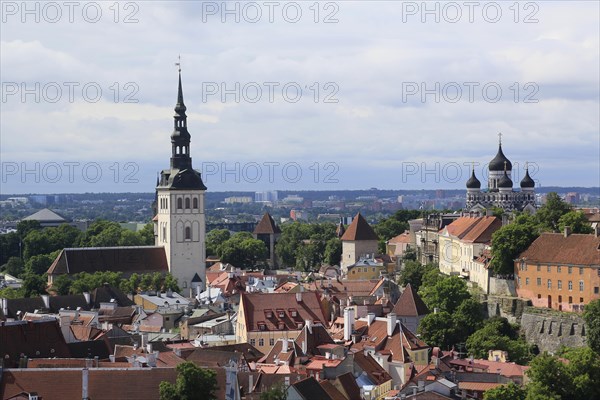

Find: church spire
<box><xmin>170</xmin><ymin>61</ymin><xmax>192</xmax><ymax>170</ymax></box>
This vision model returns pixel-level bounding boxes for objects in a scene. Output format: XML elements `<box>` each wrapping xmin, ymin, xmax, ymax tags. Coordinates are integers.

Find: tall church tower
<box><xmin>155</xmin><ymin>69</ymin><xmax>207</xmax><ymax>291</ymax></box>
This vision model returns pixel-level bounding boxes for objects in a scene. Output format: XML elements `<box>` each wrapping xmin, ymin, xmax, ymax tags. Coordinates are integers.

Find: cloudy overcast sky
<box><xmin>1</xmin><ymin>1</ymin><xmax>599</xmax><ymax>193</ymax></box>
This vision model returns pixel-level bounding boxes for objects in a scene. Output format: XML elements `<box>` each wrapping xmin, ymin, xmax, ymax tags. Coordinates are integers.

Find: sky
<box><xmin>1</xmin><ymin>1</ymin><xmax>599</xmax><ymax>194</ymax></box>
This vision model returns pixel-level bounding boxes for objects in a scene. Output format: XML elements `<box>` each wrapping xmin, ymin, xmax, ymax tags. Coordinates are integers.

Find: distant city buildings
<box><xmin>254</xmin><ymin>190</ymin><xmax>278</xmax><ymax>203</ymax></box>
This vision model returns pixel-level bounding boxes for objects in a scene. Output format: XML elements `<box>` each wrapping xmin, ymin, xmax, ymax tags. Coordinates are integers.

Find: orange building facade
<box><xmin>514</xmin><ymin>231</ymin><xmax>600</xmax><ymax>312</ymax></box>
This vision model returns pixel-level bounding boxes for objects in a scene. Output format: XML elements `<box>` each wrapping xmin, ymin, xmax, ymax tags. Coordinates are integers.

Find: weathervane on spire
<box><xmin>175</xmin><ymin>54</ymin><xmax>181</xmax><ymax>72</ymax></box>
<box><xmin>498</xmin><ymin>132</ymin><xmax>503</xmax><ymax>145</ymax></box>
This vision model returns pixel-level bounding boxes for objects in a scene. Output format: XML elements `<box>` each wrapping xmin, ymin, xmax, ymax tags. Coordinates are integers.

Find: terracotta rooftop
<box><xmin>393</xmin><ymin>284</ymin><xmax>429</xmax><ymax>317</ymax></box>
<box><xmin>253</xmin><ymin>212</ymin><xmax>281</xmax><ymax>234</ymax></box>
<box><xmin>240</xmin><ymin>292</ymin><xmax>327</xmax><ymax>332</ymax></box>
<box><xmin>388</xmin><ymin>231</ymin><xmax>411</xmax><ymax>244</ymax></box>
<box><xmin>518</xmin><ymin>232</ymin><xmax>600</xmax><ymax>266</ymax></box>
<box><xmin>457</xmin><ymin>381</ymin><xmax>503</xmax><ymax>391</ymax></box>
<box><xmin>341</xmin><ymin>213</ymin><xmax>379</xmax><ymax>241</ymax></box>
<box><xmin>442</xmin><ymin>216</ymin><xmax>501</xmax><ymax>243</ymax></box>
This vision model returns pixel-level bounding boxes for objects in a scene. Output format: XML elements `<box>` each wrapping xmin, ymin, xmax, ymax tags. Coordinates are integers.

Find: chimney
<box><xmin>284</xmin><ymin>376</ymin><xmax>290</xmax><ymax>387</ymax></box>
<box><xmin>595</xmin><ymin>225</ymin><xmax>600</xmax><ymax>238</ymax></box>
<box><xmin>83</xmin><ymin>292</ymin><xmax>91</xmax><ymax>305</ymax></box>
<box><xmin>305</xmin><ymin>319</ymin><xmax>312</xmax><ymax>334</ymax></box>
<box><xmin>41</xmin><ymin>295</ymin><xmax>50</xmax><ymax>309</ymax></box>
<box><xmin>343</xmin><ymin>307</ymin><xmax>355</xmax><ymax>341</ymax></box>
<box><xmin>1</xmin><ymin>298</ymin><xmax>8</xmax><ymax>316</ymax></box>
<box><xmin>387</xmin><ymin>313</ymin><xmax>397</xmax><ymax>337</ymax></box>
<box><xmin>248</xmin><ymin>374</ymin><xmax>254</xmax><ymax>393</ymax></box>
<box><xmin>281</xmin><ymin>339</ymin><xmax>288</xmax><ymax>353</ymax></box>
<box><xmin>564</xmin><ymin>226</ymin><xmax>572</xmax><ymax>238</ymax></box>
<box><xmin>296</xmin><ymin>292</ymin><xmax>302</xmax><ymax>303</ymax></box>
<box><xmin>367</xmin><ymin>312</ymin><xmax>376</xmax><ymax>326</ymax></box>
<box><xmin>82</xmin><ymin>368</ymin><xmax>89</xmax><ymax>400</ymax></box>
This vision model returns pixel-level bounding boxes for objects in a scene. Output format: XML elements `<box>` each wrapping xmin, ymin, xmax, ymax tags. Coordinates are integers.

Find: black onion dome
<box><xmin>520</xmin><ymin>169</ymin><xmax>535</xmax><ymax>188</ymax></box>
<box><xmin>498</xmin><ymin>170</ymin><xmax>513</xmax><ymax>188</ymax></box>
<box><xmin>489</xmin><ymin>144</ymin><xmax>512</xmax><ymax>171</ymax></box>
<box><xmin>466</xmin><ymin>170</ymin><xmax>481</xmax><ymax>189</ymax></box>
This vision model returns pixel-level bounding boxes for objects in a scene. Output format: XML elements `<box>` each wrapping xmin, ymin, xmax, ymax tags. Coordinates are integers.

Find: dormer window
<box><xmin>278</xmin><ymin>322</ymin><xmax>285</xmax><ymax>330</ymax></box>
<box><xmin>288</xmin><ymin>308</ymin><xmax>298</xmax><ymax>317</ymax></box>
<box><xmin>258</xmin><ymin>322</ymin><xmax>267</xmax><ymax>331</ymax></box>
<box><xmin>296</xmin><ymin>322</ymin><xmax>303</xmax><ymax>329</ymax></box>
<box><xmin>277</xmin><ymin>309</ymin><xmax>285</xmax><ymax>318</ymax></box>
<box><xmin>265</xmin><ymin>309</ymin><xmax>273</xmax><ymax>318</ymax></box>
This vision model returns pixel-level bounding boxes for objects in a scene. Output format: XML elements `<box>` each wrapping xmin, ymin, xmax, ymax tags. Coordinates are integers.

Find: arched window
<box><xmin>185</xmin><ymin>198</ymin><xmax>190</xmax><ymax>209</ymax></box>
<box><xmin>185</xmin><ymin>226</ymin><xmax>191</xmax><ymax>240</ymax></box>
<box><xmin>193</xmin><ymin>198</ymin><xmax>198</xmax><ymax>209</ymax></box>
<box><xmin>177</xmin><ymin>198</ymin><xmax>183</xmax><ymax>209</ymax></box>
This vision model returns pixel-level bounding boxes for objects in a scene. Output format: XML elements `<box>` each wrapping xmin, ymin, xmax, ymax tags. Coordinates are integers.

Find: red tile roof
<box><xmin>389</xmin><ymin>231</ymin><xmax>411</xmax><ymax>244</ymax></box>
<box><xmin>457</xmin><ymin>381</ymin><xmax>502</xmax><ymax>391</ymax></box>
<box><xmin>442</xmin><ymin>216</ymin><xmax>501</xmax><ymax>243</ymax></box>
<box><xmin>518</xmin><ymin>232</ymin><xmax>600</xmax><ymax>266</ymax></box>
<box><xmin>341</xmin><ymin>213</ymin><xmax>379</xmax><ymax>241</ymax></box>
<box><xmin>240</xmin><ymin>292</ymin><xmax>327</xmax><ymax>332</ymax></box>
<box><xmin>393</xmin><ymin>284</ymin><xmax>429</xmax><ymax>317</ymax></box>
<box><xmin>253</xmin><ymin>213</ymin><xmax>281</xmax><ymax>234</ymax></box>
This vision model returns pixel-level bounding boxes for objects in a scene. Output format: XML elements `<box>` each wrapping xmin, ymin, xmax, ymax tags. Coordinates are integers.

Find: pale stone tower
<box><xmin>340</xmin><ymin>212</ymin><xmax>379</xmax><ymax>273</ymax></box>
<box><xmin>155</xmin><ymin>70</ymin><xmax>207</xmax><ymax>291</ymax></box>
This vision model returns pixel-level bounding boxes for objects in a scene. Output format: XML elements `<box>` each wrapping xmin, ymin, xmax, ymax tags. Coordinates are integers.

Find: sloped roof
<box><xmin>47</xmin><ymin>246</ymin><xmax>168</xmax><ymax>276</ymax></box>
<box><xmin>442</xmin><ymin>216</ymin><xmax>501</xmax><ymax>244</ymax></box>
<box><xmin>388</xmin><ymin>231</ymin><xmax>411</xmax><ymax>244</ymax></box>
<box><xmin>240</xmin><ymin>292</ymin><xmax>327</xmax><ymax>332</ymax></box>
<box><xmin>393</xmin><ymin>284</ymin><xmax>429</xmax><ymax>317</ymax></box>
<box><xmin>23</xmin><ymin>208</ymin><xmax>69</xmax><ymax>223</ymax></box>
<box><xmin>353</xmin><ymin>351</ymin><xmax>393</xmax><ymax>385</ymax></box>
<box><xmin>253</xmin><ymin>213</ymin><xmax>281</xmax><ymax>234</ymax></box>
<box><xmin>341</xmin><ymin>213</ymin><xmax>379</xmax><ymax>241</ymax></box>
<box><xmin>91</xmin><ymin>284</ymin><xmax>134</xmax><ymax>308</ymax></box>
<box><xmin>518</xmin><ymin>232</ymin><xmax>600</xmax><ymax>266</ymax></box>
<box><xmin>0</xmin><ymin>320</ymin><xmax>71</xmax><ymax>366</ymax></box>
<box><xmin>291</xmin><ymin>377</ymin><xmax>334</xmax><ymax>400</ymax></box>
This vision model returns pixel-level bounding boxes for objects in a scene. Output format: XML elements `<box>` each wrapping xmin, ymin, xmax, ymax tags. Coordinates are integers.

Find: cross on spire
<box><xmin>525</xmin><ymin>161</ymin><xmax>529</xmax><ymax>170</ymax></box>
<box><xmin>498</xmin><ymin>132</ymin><xmax>503</xmax><ymax>145</ymax></box>
<box><xmin>175</xmin><ymin>54</ymin><xmax>181</xmax><ymax>72</ymax></box>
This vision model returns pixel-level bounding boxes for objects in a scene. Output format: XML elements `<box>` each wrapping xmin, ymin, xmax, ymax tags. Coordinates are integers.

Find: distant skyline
<box><xmin>1</xmin><ymin>1</ymin><xmax>599</xmax><ymax>194</ymax></box>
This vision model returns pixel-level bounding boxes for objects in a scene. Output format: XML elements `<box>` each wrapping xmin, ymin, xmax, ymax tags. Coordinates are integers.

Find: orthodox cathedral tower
<box><xmin>465</xmin><ymin>136</ymin><xmax>536</xmax><ymax>213</ymax></box>
<box><xmin>155</xmin><ymin>69</ymin><xmax>207</xmax><ymax>291</ymax></box>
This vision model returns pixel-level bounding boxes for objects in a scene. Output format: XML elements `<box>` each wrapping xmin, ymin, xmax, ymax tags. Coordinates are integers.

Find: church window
<box><xmin>193</xmin><ymin>198</ymin><xmax>198</xmax><ymax>209</ymax></box>
<box><xmin>177</xmin><ymin>198</ymin><xmax>183</xmax><ymax>209</ymax></box>
<box><xmin>185</xmin><ymin>198</ymin><xmax>190</xmax><ymax>209</ymax></box>
<box><xmin>185</xmin><ymin>226</ymin><xmax>191</xmax><ymax>240</ymax></box>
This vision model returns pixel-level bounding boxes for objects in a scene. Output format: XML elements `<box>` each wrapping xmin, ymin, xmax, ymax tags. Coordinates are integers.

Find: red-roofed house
<box><xmin>437</xmin><ymin>216</ymin><xmax>501</xmax><ymax>286</ymax></box>
<box><xmin>515</xmin><ymin>230</ymin><xmax>600</xmax><ymax>311</ymax></box>
<box><xmin>237</xmin><ymin>292</ymin><xmax>328</xmax><ymax>354</ymax></box>
<box><xmin>392</xmin><ymin>284</ymin><xmax>430</xmax><ymax>332</ymax></box>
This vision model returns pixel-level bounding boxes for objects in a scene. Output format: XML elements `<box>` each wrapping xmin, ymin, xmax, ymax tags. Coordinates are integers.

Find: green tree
<box><xmin>419</xmin><ymin>275</ymin><xmax>471</xmax><ymax>314</ymax></box>
<box><xmin>205</xmin><ymin>229</ymin><xmax>231</xmax><ymax>256</ymax></box>
<box><xmin>417</xmin><ymin>311</ymin><xmax>456</xmax><ymax>349</ymax></box>
<box><xmin>16</xmin><ymin>220</ymin><xmax>41</xmax><ymax>238</ymax></box>
<box><xmin>583</xmin><ymin>299</ymin><xmax>600</xmax><ymax>354</ymax></box>
<box><xmin>558</xmin><ymin>211</ymin><xmax>593</xmax><ymax>234</ymax></box>
<box><xmin>259</xmin><ymin>382</ymin><xmax>287</xmax><ymax>400</ymax></box>
<box><xmin>53</xmin><ymin>274</ymin><xmax>73</xmax><ymax>295</ymax></box>
<box><xmin>452</xmin><ymin>298</ymin><xmax>484</xmax><ymax>341</ymax></box>
<box><xmin>1</xmin><ymin>257</ymin><xmax>24</xmax><ymax>277</ymax></box>
<box><xmin>219</xmin><ymin>232</ymin><xmax>268</xmax><ymax>268</ymax></box>
<box><xmin>21</xmin><ymin>271</ymin><xmax>47</xmax><ymax>297</ymax></box>
<box><xmin>484</xmin><ymin>382</ymin><xmax>527</xmax><ymax>400</ymax></box>
<box><xmin>535</xmin><ymin>192</ymin><xmax>571</xmax><ymax>232</ymax></box>
<box><xmin>398</xmin><ymin>260</ymin><xmax>428</xmax><ymax>291</ymax></box>
<box><xmin>25</xmin><ymin>251</ymin><xmax>59</xmax><ymax>275</ymax></box>
<box><xmin>324</xmin><ymin>237</ymin><xmax>342</xmax><ymax>266</ymax></box>
<box><xmin>490</xmin><ymin>214</ymin><xmax>539</xmax><ymax>275</ymax></box>
<box><xmin>466</xmin><ymin>318</ymin><xmax>532</xmax><ymax>365</ymax></box>
<box><xmin>163</xmin><ymin>273</ymin><xmax>180</xmax><ymax>292</ymax></box>
<box><xmin>159</xmin><ymin>361</ymin><xmax>218</xmax><ymax>400</ymax></box>
<box><xmin>138</xmin><ymin>223</ymin><xmax>155</xmax><ymax>245</ymax></box>
<box><xmin>0</xmin><ymin>232</ymin><xmax>21</xmax><ymax>265</ymax></box>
